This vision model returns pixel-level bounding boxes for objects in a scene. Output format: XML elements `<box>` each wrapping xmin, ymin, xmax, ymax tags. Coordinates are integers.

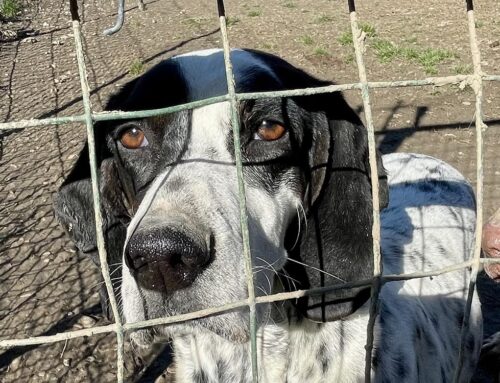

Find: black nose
<box><xmin>125</xmin><ymin>227</ymin><xmax>212</xmax><ymax>291</ymax></box>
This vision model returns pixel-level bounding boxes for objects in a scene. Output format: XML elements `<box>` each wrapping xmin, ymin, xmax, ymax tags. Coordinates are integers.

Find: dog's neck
<box><xmin>173</xmin><ymin>324</ymin><xmax>289</xmax><ymax>383</ymax></box>
<box><xmin>171</xmin><ymin>312</ymin><xmax>370</xmax><ymax>383</ymax></box>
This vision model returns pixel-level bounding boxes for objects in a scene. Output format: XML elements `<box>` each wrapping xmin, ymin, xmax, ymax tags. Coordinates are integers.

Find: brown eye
<box><xmin>119</xmin><ymin>127</ymin><xmax>148</xmax><ymax>149</ymax></box>
<box><xmin>255</xmin><ymin>120</ymin><xmax>286</xmax><ymax>141</ymax></box>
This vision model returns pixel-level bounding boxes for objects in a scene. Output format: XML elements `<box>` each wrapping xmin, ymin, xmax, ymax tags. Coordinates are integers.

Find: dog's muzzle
<box><xmin>125</xmin><ymin>226</ymin><xmax>212</xmax><ymax>292</ymax></box>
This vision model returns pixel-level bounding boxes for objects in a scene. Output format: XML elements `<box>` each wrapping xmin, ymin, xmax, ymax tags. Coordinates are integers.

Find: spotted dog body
<box><xmin>170</xmin><ymin>153</ymin><xmax>481</xmax><ymax>383</ymax></box>
<box><xmin>54</xmin><ymin>49</ymin><xmax>482</xmax><ymax>382</ymax></box>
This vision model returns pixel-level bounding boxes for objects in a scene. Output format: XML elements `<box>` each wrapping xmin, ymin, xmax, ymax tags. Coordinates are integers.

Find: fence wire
<box><xmin>0</xmin><ymin>0</ymin><xmax>499</xmax><ymax>382</ymax></box>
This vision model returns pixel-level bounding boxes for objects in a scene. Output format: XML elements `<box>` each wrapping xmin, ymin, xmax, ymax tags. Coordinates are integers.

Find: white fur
<box><xmin>122</xmin><ymin>102</ymin><xmax>300</xmax><ymax>344</ymax></box>
<box><xmin>119</xmin><ymin>90</ymin><xmax>481</xmax><ymax>381</ymax></box>
<box><xmin>159</xmin><ymin>154</ymin><xmax>481</xmax><ymax>382</ymax></box>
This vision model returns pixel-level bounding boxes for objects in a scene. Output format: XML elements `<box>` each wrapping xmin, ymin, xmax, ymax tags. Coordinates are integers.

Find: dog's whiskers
<box><xmin>286</xmin><ymin>257</ymin><xmax>346</xmax><ymax>283</ymax></box>
<box><xmin>255</xmin><ymin>256</ymin><xmax>281</xmax><ymax>270</ymax></box>
<box><xmin>291</xmin><ymin>201</ymin><xmax>307</xmax><ymax>250</ymax></box>
<box><xmin>279</xmin><ymin>267</ymin><xmax>299</xmax><ymax>291</ymax></box>
<box><xmin>253</xmin><ymin>256</ymin><xmax>300</xmax><ymax>295</ymax></box>
<box><xmin>255</xmin><ymin>286</ymin><xmax>281</xmax><ymax>326</ymax></box>
<box><xmin>108</xmin><ymin>266</ymin><xmax>122</xmax><ymax>277</ymax></box>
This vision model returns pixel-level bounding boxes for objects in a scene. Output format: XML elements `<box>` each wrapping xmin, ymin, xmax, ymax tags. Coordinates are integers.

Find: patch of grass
<box><xmin>314</xmin><ymin>14</ymin><xmax>333</xmax><ymax>24</ymax></box>
<box><xmin>129</xmin><ymin>60</ymin><xmax>145</xmax><ymax>76</ymax></box>
<box><xmin>282</xmin><ymin>1</ymin><xmax>296</xmax><ymax>8</ymax></box>
<box><xmin>360</xmin><ymin>23</ymin><xmax>377</xmax><ymax>38</ymax></box>
<box><xmin>226</xmin><ymin>16</ymin><xmax>240</xmax><ymax>27</ymax></box>
<box><xmin>247</xmin><ymin>8</ymin><xmax>261</xmax><ymax>17</ymax></box>
<box><xmin>452</xmin><ymin>63</ymin><xmax>472</xmax><ymax>75</ymax></box>
<box><xmin>475</xmin><ymin>20</ymin><xmax>484</xmax><ymax>28</ymax></box>
<box><xmin>182</xmin><ymin>17</ymin><xmax>210</xmax><ymax>27</ymax></box>
<box><xmin>313</xmin><ymin>47</ymin><xmax>330</xmax><ymax>57</ymax></box>
<box><xmin>337</xmin><ymin>23</ymin><xmax>376</xmax><ymax>46</ymax></box>
<box><xmin>371</xmin><ymin>38</ymin><xmax>456</xmax><ymax>74</ymax></box>
<box><xmin>412</xmin><ymin>48</ymin><xmax>456</xmax><ymax>74</ymax></box>
<box><xmin>372</xmin><ymin>39</ymin><xmax>400</xmax><ymax>62</ymax></box>
<box><xmin>337</xmin><ymin>31</ymin><xmax>353</xmax><ymax>46</ymax></box>
<box><xmin>0</xmin><ymin>0</ymin><xmax>21</xmax><ymax>20</ymax></box>
<box><xmin>300</xmin><ymin>35</ymin><xmax>314</xmax><ymax>46</ymax></box>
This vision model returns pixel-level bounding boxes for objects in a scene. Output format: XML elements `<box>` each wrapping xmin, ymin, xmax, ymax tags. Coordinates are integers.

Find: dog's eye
<box><xmin>255</xmin><ymin>120</ymin><xmax>286</xmax><ymax>141</ymax></box>
<box><xmin>119</xmin><ymin>127</ymin><xmax>148</xmax><ymax>149</ymax></box>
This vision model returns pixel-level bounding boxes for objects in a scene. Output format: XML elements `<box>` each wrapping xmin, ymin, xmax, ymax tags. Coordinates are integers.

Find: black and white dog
<box><xmin>54</xmin><ymin>49</ymin><xmax>482</xmax><ymax>382</ymax></box>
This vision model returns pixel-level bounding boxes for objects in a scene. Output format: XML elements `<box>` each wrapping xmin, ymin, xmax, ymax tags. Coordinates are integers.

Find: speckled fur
<box><xmin>167</xmin><ymin>153</ymin><xmax>482</xmax><ymax>383</ymax></box>
<box><xmin>54</xmin><ymin>49</ymin><xmax>482</xmax><ymax>382</ymax></box>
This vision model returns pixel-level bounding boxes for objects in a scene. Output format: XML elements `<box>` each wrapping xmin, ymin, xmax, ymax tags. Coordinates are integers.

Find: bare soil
<box><xmin>0</xmin><ymin>0</ymin><xmax>499</xmax><ymax>382</ymax></box>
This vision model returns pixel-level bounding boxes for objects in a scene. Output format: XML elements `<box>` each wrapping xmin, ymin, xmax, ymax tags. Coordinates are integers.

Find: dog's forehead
<box><xmin>116</xmin><ymin>49</ymin><xmax>280</xmax><ymax>112</ymax></box>
<box><xmin>171</xmin><ymin>48</ymin><xmax>278</xmax><ymax>101</ymax></box>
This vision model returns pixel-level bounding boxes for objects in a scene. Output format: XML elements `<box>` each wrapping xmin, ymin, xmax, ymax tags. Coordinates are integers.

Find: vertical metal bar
<box><xmin>345</xmin><ymin>1</ymin><xmax>382</xmax><ymax>382</ymax></box>
<box><xmin>453</xmin><ymin>0</ymin><xmax>485</xmax><ymax>380</ymax></box>
<box><xmin>217</xmin><ymin>1</ymin><xmax>259</xmax><ymax>381</ymax></box>
<box><xmin>72</xmin><ymin>19</ymin><xmax>125</xmax><ymax>383</ymax></box>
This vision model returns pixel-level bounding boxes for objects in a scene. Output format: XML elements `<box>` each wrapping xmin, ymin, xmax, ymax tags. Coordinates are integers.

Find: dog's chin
<box><xmin>129</xmin><ymin>328</ymin><xmax>155</xmax><ymax>349</ymax></box>
<box><xmin>197</xmin><ymin>315</ymin><xmax>250</xmax><ymax>343</ymax></box>
<box><xmin>130</xmin><ymin>312</ymin><xmax>251</xmax><ymax>348</ymax></box>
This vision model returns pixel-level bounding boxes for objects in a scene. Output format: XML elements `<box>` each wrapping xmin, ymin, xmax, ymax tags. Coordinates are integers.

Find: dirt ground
<box><xmin>0</xmin><ymin>0</ymin><xmax>499</xmax><ymax>382</ymax></box>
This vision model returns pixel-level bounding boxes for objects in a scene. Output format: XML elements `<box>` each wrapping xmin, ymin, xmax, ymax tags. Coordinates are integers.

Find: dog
<box><xmin>54</xmin><ymin>48</ymin><xmax>482</xmax><ymax>382</ymax></box>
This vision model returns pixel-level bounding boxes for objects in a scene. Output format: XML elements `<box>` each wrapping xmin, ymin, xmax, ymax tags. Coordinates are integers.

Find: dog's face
<box><xmin>54</xmin><ymin>49</ymin><xmax>388</xmax><ymax>345</ymax></box>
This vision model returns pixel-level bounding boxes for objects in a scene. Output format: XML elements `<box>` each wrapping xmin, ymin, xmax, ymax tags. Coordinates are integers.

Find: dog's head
<box><xmin>54</xmin><ymin>49</ymin><xmax>388</xmax><ymax>344</ymax></box>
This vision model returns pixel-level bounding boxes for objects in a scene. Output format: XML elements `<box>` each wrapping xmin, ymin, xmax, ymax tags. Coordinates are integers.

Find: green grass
<box><xmin>337</xmin><ymin>31</ymin><xmax>353</xmax><ymax>46</ymax></box>
<box><xmin>336</xmin><ymin>23</ymin><xmax>454</xmax><ymax>75</ymax></box>
<box><xmin>226</xmin><ymin>16</ymin><xmax>240</xmax><ymax>27</ymax></box>
<box><xmin>371</xmin><ymin>38</ymin><xmax>456</xmax><ymax>74</ymax></box>
<box><xmin>372</xmin><ymin>39</ymin><xmax>400</xmax><ymax>62</ymax></box>
<box><xmin>314</xmin><ymin>14</ymin><xmax>333</xmax><ymax>24</ymax></box>
<box><xmin>0</xmin><ymin>0</ymin><xmax>21</xmax><ymax>20</ymax></box>
<box><xmin>129</xmin><ymin>60</ymin><xmax>145</xmax><ymax>76</ymax></box>
<box><xmin>282</xmin><ymin>1</ymin><xmax>296</xmax><ymax>8</ymax></box>
<box><xmin>247</xmin><ymin>8</ymin><xmax>261</xmax><ymax>17</ymax></box>
<box><xmin>337</xmin><ymin>23</ymin><xmax>377</xmax><ymax>46</ymax></box>
<box><xmin>313</xmin><ymin>47</ymin><xmax>330</xmax><ymax>57</ymax></box>
<box><xmin>182</xmin><ymin>17</ymin><xmax>210</xmax><ymax>27</ymax></box>
<box><xmin>452</xmin><ymin>63</ymin><xmax>473</xmax><ymax>75</ymax></box>
<box><xmin>475</xmin><ymin>20</ymin><xmax>484</xmax><ymax>28</ymax></box>
<box><xmin>360</xmin><ymin>23</ymin><xmax>377</xmax><ymax>38</ymax></box>
<box><xmin>300</xmin><ymin>35</ymin><xmax>314</xmax><ymax>46</ymax></box>
<box><xmin>412</xmin><ymin>48</ymin><xmax>456</xmax><ymax>74</ymax></box>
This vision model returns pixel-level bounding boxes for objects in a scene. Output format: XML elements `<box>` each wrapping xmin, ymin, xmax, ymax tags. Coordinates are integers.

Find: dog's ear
<box><xmin>54</xmin><ymin>77</ymin><xmax>140</xmax><ymax>257</ymax></box>
<box><xmin>54</xmin><ymin>142</ymin><xmax>131</xmax><ymax>318</ymax></box>
<box><xmin>285</xmin><ymin>90</ymin><xmax>388</xmax><ymax>322</ymax></box>
<box><xmin>54</xmin><ymin>144</ymin><xmax>101</xmax><ymax>260</ymax></box>
<box><xmin>53</xmin><ymin>80</ymin><xmax>139</xmax><ymax>318</ymax></box>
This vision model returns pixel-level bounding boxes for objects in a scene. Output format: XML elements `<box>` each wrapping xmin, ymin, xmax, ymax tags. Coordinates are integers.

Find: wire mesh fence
<box><xmin>0</xmin><ymin>0</ymin><xmax>499</xmax><ymax>382</ymax></box>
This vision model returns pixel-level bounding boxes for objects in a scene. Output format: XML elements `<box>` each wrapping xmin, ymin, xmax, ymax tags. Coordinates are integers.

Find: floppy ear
<box><xmin>54</xmin><ymin>144</ymin><xmax>101</xmax><ymax>262</ymax></box>
<box><xmin>54</xmin><ymin>76</ymin><xmax>140</xmax><ymax>258</ymax></box>
<box><xmin>53</xmin><ymin>80</ymin><xmax>139</xmax><ymax>318</ymax></box>
<box><xmin>285</xmin><ymin>91</ymin><xmax>389</xmax><ymax>322</ymax></box>
<box><xmin>53</xmin><ymin>141</ymin><xmax>129</xmax><ymax>319</ymax></box>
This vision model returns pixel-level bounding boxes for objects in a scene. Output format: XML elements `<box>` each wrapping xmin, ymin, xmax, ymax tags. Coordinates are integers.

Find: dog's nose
<box><xmin>125</xmin><ymin>227</ymin><xmax>212</xmax><ymax>291</ymax></box>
